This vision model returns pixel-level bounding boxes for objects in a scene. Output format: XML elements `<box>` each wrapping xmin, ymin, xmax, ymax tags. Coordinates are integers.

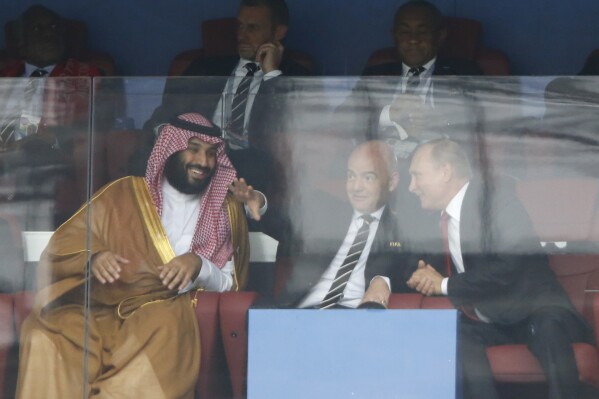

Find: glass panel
<box><xmin>0</xmin><ymin>76</ymin><xmax>92</xmax><ymax>397</ymax></box>
<box><xmin>9</xmin><ymin>75</ymin><xmax>598</xmax><ymax>398</ymax></box>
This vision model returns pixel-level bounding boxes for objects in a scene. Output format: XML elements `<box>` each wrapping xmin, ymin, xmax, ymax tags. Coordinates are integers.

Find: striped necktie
<box><xmin>319</xmin><ymin>214</ymin><xmax>374</xmax><ymax>309</ymax></box>
<box><xmin>228</xmin><ymin>62</ymin><xmax>258</xmax><ymax>141</ymax></box>
<box><xmin>0</xmin><ymin>69</ymin><xmax>49</xmax><ymax>147</ymax></box>
<box><xmin>405</xmin><ymin>66</ymin><xmax>425</xmax><ymax>94</ymax></box>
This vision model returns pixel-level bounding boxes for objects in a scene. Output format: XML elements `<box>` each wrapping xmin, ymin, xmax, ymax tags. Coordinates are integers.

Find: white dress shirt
<box><xmin>378</xmin><ymin>58</ymin><xmax>437</xmax><ymax>158</ymax></box>
<box><xmin>0</xmin><ymin>63</ymin><xmax>56</xmax><ymax>143</ymax></box>
<box><xmin>298</xmin><ymin>206</ymin><xmax>391</xmax><ymax>309</ymax></box>
<box><xmin>24</xmin><ymin>63</ymin><xmax>56</xmax><ymax>78</ymax></box>
<box><xmin>160</xmin><ymin>179</ymin><xmax>267</xmax><ymax>293</ymax></box>
<box><xmin>212</xmin><ymin>58</ymin><xmax>282</xmax><ymax>149</ymax></box>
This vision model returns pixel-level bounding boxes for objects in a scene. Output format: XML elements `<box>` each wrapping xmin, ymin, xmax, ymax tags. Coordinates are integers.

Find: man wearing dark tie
<box><xmin>406</xmin><ymin>138</ymin><xmax>593</xmax><ymax>399</ymax></box>
<box><xmin>145</xmin><ymin>0</ymin><xmax>309</xmax><ymax>194</ymax></box>
<box><xmin>0</xmin><ymin>4</ymin><xmax>102</xmax><ymax>150</ymax></box>
<box><xmin>274</xmin><ymin>140</ymin><xmax>415</xmax><ymax>309</ymax></box>
<box><xmin>0</xmin><ymin>5</ymin><xmax>103</xmax><ymax>229</ymax></box>
<box><xmin>338</xmin><ymin>0</ymin><xmax>481</xmax><ymax>159</ymax></box>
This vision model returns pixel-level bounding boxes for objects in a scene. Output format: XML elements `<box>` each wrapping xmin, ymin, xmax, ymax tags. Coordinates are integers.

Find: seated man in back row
<box><xmin>141</xmin><ymin>0</ymin><xmax>310</xmax><ymax>242</ymax></box>
<box><xmin>0</xmin><ymin>4</ymin><xmax>105</xmax><ymax>229</ymax></box>
<box><xmin>273</xmin><ymin>140</ymin><xmax>417</xmax><ymax>308</ymax></box>
<box><xmin>0</xmin><ymin>4</ymin><xmax>102</xmax><ymax>150</ymax></box>
<box><xmin>144</xmin><ymin>0</ymin><xmax>309</xmax><ymax>194</ymax></box>
<box><xmin>338</xmin><ymin>0</ymin><xmax>481</xmax><ymax>161</ymax></box>
<box><xmin>407</xmin><ymin>138</ymin><xmax>594</xmax><ymax>399</ymax></box>
<box><xmin>16</xmin><ymin>113</ymin><xmax>265</xmax><ymax>398</ymax></box>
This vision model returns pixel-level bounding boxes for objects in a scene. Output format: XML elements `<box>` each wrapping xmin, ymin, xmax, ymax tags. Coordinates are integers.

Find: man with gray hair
<box><xmin>406</xmin><ymin>138</ymin><xmax>592</xmax><ymax>399</ymax></box>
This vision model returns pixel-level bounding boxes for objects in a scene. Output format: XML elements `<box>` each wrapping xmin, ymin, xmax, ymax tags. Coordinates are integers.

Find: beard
<box><xmin>163</xmin><ymin>152</ymin><xmax>214</xmax><ymax>195</ymax></box>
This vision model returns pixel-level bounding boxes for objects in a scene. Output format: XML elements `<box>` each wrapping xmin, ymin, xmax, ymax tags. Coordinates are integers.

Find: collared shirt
<box><xmin>212</xmin><ymin>58</ymin><xmax>282</xmax><ymax>149</ymax></box>
<box><xmin>161</xmin><ymin>179</ymin><xmax>234</xmax><ymax>292</ymax></box>
<box><xmin>0</xmin><ymin>63</ymin><xmax>58</xmax><ymax>144</ymax></box>
<box><xmin>24</xmin><ymin>63</ymin><xmax>56</xmax><ymax>77</ymax></box>
<box><xmin>399</xmin><ymin>58</ymin><xmax>435</xmax><ymax>98</ymax></box>
<box><xmin>440</xmin><ymin>181</ymin><xmax>490</xmax><ymax>322</ymax></box>
<box><xmin>444</xmin><ymin>181</ymin><xmax>469</xmax><ymax>275</ymax></box>
<box><xmin>160</xmin><ymin>179</ymin><xmax>267</xmax><ymax>293</ymax></box>
<box><xmin>298</xmin><ymin>206</ymin><xmax>390</xmax><ymax>309</ymax></box>
<box><xmin>378</xmin><ymin>58</ymin><xmax>436</xmax><ymax>150</ymax></box>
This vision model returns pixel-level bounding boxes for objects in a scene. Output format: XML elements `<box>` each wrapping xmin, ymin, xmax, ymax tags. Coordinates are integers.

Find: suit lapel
<box><xmin>371</xmin><ymin>207</ymin><xmax>393</xmax><ymax>253</ymax></box>
<box><xmin>459</xmin><ymin>181</ymin><xmax>486</xmax><ymax>267</ymax></box>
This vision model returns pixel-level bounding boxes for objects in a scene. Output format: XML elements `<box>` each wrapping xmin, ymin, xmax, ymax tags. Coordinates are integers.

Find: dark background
<box><xmin>0</xmin><ymin>0</ymin><xmax>596</xmax><ymax>76</ymax></box>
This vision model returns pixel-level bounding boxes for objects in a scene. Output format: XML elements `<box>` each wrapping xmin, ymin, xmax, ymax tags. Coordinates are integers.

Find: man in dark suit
<box><xmin>579</xmin><ymin>52</ymin><xmax>599</xmax><ymax>76</ymax></box>
<box><xmin>0</xmin><ymin>5</ymin><xmax>105</xmax><ymax>229</ymax></box>
<box><xmin>144</xmin><ymin>0</ymin><xmax>309</xmax><ymax>194</ymax></box>
<box><xmin>406</xmin><ymin>138</ymin><xmax>593</xmax><ymax>399</ymax></box>
<box><xmin>274</xmin><ymin>140</ymin><xmax>416</xmax><ymax>309</ymax></box>
<box><xmin>337</xmin><ymin>0</ymin><xmax>481</xmax><ymax>159</ymax></box>
<box><xmin>363</xmin><ymin>0</ymin><xmax>483</xmax><ymax>77</ymax></box>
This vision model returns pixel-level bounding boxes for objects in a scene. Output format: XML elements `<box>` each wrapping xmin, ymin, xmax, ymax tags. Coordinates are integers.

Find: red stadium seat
<box><xmin>420</xmin><ymin>296</ymin><xmax>453</xmax><ymax>309</ymax></box>
<box><xmin>168</xmin><ymin>17</ymin><xmax>316</xmax><ymax>76</ymax></box>
<box><xmin>0</xmin><ymin>293</ymin><xmax>15</xmax><ymax>399</ymax></box>
<box><xmin>202</xmin><ymin>17</ymin><xmax>239</xmax><ymax>58</ymax></box>
<box><xmin>388</xmin><ymin>292</ymin><xmax>422</xmax><ymax>309</ymax></box>
<box><xmin>488</xmin><ymin>255</ymin><xmax>599</xmax><ymax>389</ymax></box>
<box><xmin>192</xmin><ymin>291</ymin><xmax>232</xmax><ymax>399</ymax></box>
<box><xmin>515</xmin><ymin>178</ymin><xmax>599</xmax><ymax>245</ymax></box>
<box><xmin>168</xmin><ymin>49</ymin><xmax>205</xmax><ymax>77</ymax></box>
<box><xmin>104</xmin><ymin>129</ymin><xmax>150</xmax><ymax>181</ymax></box>
<box><xmin>389</xmin><ymin>253</ymin><xmax>599</xmax><ymax>394</ymax></box>
<box><xmin>12</xmin><ymin>291</ymin><xmax>34</xmax><ymax>335</ymax></box>
<box><xmin>219</xmin><ymin>291</ymin><xmax>259</xmax><ymax>399</ymax></box>
<box><xmin>10</xmin><ymin>290</ymin><xmax>231</xmax><ymax>399</ymax></box>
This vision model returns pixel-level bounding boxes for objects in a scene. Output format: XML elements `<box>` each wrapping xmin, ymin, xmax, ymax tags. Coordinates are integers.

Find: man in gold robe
<box><xmin>16</xmin><ymin>112</ymin><xmax>260</xmax><ymax>398</ymax></box>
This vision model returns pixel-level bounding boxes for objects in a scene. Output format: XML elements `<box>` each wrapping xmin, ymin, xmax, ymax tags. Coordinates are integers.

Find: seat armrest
<box><xmin>220</xmin><ymin>291</ymin><xmax>259</xmax><ymax>399</ymax></box>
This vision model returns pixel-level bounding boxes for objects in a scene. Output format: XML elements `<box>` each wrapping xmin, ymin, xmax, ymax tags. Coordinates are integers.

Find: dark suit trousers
<box><xmin>460</xmin><ymin>306</ymin><xmax>591</xmax><ymax>399</ymax></box>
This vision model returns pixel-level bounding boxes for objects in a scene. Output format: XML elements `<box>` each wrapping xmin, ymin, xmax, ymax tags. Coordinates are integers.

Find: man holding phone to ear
<box><xmin>145</xmin><ymin>0</ymin><xmax>309</xmax><ymax>197</ymax></box>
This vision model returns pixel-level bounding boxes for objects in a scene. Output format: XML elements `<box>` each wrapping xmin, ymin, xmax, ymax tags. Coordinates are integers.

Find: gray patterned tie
<box><xmin>228</xmin><ymin>62</ymin><xmax>258</xmax><ymax>142</ymax></box>
<box><xmin>0</xmin><ymin>69</ymin><xmax>48</xmax><ymax>147</ymax></box>
<box><xmin>405</xmin><ymin>66</ymin><xmax>425</xmax><ymax>94</ymax></box>
<box><xmin>319</xmin><ymin>214</ymin><xmax>374</xmax><ymax>309</ymax></box>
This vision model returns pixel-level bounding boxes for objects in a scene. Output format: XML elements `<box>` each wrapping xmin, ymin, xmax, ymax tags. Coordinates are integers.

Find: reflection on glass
<box><xmin>0</xmin><ymin>76</ymin><xmax>596</xmax><ymax>398</ymax></box>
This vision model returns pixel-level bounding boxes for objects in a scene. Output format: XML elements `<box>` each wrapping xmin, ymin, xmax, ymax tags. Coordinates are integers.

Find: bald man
<box><xmin>274</xmin><ymin>140</ymin><xmax>417</xmax><ymax>308</ymax></box>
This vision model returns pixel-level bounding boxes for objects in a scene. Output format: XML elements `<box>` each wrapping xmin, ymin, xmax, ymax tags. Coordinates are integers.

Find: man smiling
<box><xmin>338</xmin><ymin>1</ymin><xmax>481</xmax><ymax>159</ymax></box>
<box><xmin>145</xmin><ymin>0</ymin><xmax>309</xmax><ymax>195</ymax></box>
<box><xmin>274</xmin><ymin>140</ymin><xmax>416</xmax><ymax>309</ymax></box>
<box><xmin>163</xmin><ymin>137</ymin><xmax>217</xmax><ymax>195</ymax></box>
<box><xmin>16</xmin><ymin>112</ymin><xmax>265</xmax><ymax>398</ymax></box>
<box><xmin>406</xmin><ymin>139</ymin><xmax>593</xmax><ymax>399</ymax></box>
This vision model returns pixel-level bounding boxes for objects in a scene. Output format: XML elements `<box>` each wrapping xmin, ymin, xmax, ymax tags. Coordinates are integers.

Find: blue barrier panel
<box><xmin>248</xmin><ymin>309</ymin><xmax>459</xmax><ymax>399</ymax></box>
